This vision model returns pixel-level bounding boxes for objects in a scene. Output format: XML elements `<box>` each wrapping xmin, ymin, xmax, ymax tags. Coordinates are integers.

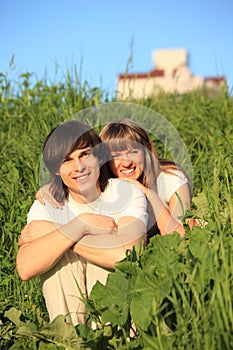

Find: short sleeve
<box><xmin>157</xmin><ymin>170</ymin><xmax>188</xmax><ymax>207</ymax></box>
<box><xmin>27</xmin><ymin>200</ymin><xmax>69</xmax><ymax>225</ymax></box>
<box><xmin>27</xmin><ymin>200</ymin><xmax>53</xmax><ymax>224</ymax></box>
<box><xmin>112</xmin><ymin>180</ymin><xmax>148</xmax><ymax>227</ymax></box>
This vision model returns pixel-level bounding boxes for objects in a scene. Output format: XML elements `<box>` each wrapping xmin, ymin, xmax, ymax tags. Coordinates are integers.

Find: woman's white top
<box><xmin>157</xmin><ymin>169</ymin><xmax>188</xmax><ymax>208</ymax></box>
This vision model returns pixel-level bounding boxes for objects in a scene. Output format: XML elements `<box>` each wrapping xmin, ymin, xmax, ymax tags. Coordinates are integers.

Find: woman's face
<box><xmin>109</xmin><ymin>147</ymin><xmax>145</xmax><ymax>180</ymax></box>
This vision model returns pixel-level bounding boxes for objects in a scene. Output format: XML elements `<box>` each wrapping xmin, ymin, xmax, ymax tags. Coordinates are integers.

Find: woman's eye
<box><xmin>111</xmin><ymin>154</ymin><xmax>119</xmax><ymax>159</ymax></box>
<box><xmin>130</xmin><ymin>149</ymin><xmax>138</xmax><ymax>154</ymax></box>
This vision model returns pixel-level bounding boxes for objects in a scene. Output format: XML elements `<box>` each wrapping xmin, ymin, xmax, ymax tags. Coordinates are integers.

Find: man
<box><xmin>17</xmin><ymin>120</ymin><xmax>148</xmax><ymax>325</ymax></box>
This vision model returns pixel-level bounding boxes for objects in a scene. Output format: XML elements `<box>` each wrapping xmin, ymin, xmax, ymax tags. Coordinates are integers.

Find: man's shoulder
<box><xmin>27</xmin><ymin>199</ymin><xmax>70</xmax><ymax>224</ymax></box>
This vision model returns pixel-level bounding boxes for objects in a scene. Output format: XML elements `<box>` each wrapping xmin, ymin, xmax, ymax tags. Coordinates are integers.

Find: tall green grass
<box><xmin>0</xmin><ymin>68</ymin><xmax>232</xmax><ymax>349</ymax></box>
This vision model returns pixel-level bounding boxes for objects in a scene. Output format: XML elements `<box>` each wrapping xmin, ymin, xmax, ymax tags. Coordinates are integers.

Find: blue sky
<box><xmin>1</xmin><ymin>0</ymin><xmax>233</xmax><ymax>96</ymax></box>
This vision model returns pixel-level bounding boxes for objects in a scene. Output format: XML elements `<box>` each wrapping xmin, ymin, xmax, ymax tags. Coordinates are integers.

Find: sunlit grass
<box><xmin>0</xmin><ymin>67</ymin><xmax>232</xmax><ymax>349</ymax></box>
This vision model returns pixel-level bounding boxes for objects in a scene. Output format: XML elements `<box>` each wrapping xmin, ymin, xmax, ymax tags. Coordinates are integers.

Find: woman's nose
<box><xmin>121</xmin><ymin>155</ymin><xmax>132</xmax><ymax>164</ymax></box>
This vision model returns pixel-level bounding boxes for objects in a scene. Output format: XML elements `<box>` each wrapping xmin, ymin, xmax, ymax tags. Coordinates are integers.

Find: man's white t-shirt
<box><xmin>27</xmin><ymin>178</ymin><xmax>148</xmax><ymax>325</ymax></box>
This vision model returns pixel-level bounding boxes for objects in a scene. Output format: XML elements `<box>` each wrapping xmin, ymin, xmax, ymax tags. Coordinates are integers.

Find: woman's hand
<box><xmin>186</xmin><ymin>218</ymin><xmax>208</xmax><ymax>229</ymax></box>
<box><xmin>19</xmin><ymin>220</ymin><xmax>59</xmax><ymax>246</ymax></box>
<box><xmin>36</xmin><ymin>184</ymin><xmax>63</xmax><ymax>208</ymax></box>
<box><xmin>118</xmin><ymin>178</ymin><xmax>149</xmax><ymax>196</ymax></box>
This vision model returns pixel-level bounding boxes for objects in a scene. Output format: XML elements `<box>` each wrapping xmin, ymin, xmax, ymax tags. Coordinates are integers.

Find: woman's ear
<box><xmin>147</xmin><ymin>140</ymin><xmax>153</xmax><ymax>150</ymax></box>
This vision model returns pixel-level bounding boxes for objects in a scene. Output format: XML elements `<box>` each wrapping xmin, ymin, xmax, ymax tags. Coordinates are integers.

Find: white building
<box><xmin>117</xmin><ymin>48</ymin><xmax>226</xmax><ymax>99</ymax></box>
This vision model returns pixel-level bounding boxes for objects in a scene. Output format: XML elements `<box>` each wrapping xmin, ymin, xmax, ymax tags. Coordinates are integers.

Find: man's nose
<box><xmin>73</xmin><ymin>157</ymin><xmax>86</xmax><ymax>171</ymax></box>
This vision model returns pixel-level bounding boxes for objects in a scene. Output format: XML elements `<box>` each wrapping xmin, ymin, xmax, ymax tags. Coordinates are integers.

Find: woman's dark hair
<box><xmin>43</xmin><ymin>120</ymin><xmax>110</xmax><ymax>202</ymax></box>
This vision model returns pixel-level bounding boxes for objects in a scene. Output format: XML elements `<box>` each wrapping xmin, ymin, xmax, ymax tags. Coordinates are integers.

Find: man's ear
<box><xmin>98</xmin><ymin>158</ymin><xmax>104</xmax><ymax>166</ymax></box>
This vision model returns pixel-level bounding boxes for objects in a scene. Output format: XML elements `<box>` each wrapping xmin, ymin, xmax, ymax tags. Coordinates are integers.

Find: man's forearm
<box><xmin>16</xmin><ymin>229</ymin><xmax>75</xmax><ymax>280</ymax></box>
<box><xmin>73</xmin><ymin>237</ymin><xmax>142</xmax><ymax>269</ymax></box>
<box><xmin>73</xmin><ymin>218</ymin><xmax>145</xmax><ymax>268</ymax></box>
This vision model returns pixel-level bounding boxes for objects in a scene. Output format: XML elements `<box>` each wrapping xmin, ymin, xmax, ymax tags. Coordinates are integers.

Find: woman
<box><xmin>100</xmin><ymin>118</ymin><xmax>193</xmax><ymax>239</ymax></box>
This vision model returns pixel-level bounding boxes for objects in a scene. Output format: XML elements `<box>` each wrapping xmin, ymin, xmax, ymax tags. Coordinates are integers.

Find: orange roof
<box><xmin>118</xmin><ymin>69</ymin><xmax>164</xmax><ymax>80</ymax></box>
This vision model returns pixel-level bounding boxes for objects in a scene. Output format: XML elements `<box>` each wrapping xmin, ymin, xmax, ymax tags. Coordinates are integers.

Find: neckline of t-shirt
<box><xmin>68</xmin><ymin>192</ymin><xmax>104</xmax><ymax>209</ymax></box>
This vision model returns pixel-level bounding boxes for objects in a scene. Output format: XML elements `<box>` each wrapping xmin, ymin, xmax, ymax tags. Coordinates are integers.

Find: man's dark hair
<box><xmin>43</xmin><ymin>120</ymin><xmax>110</xmax><ymax>202</ymax></box>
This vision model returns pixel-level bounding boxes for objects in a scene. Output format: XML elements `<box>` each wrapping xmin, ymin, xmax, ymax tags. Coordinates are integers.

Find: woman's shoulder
<box><xmin>158</xmin><ymin>168</ymin><xmax>187</xmax><ymax>182</ymax></box>
<box><xmin>157</xmin><ymin>169</ymin><xmax>189</xmax><ymax>204</ymax></box>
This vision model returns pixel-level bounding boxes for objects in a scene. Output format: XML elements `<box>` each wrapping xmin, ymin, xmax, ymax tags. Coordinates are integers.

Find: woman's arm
<box><xmin>123</xmin><ymin>179</ymin><xmax>190</xmax><ymax>237</ymax></box>
<box><xmin>149</xmin><ymin>184</ymin><xmax>191</xmax><ymax>236</ymax></box>
<box><xmin>35</xmin><ymin>184</ymin><xmax>63</xmax><ymax>208</ymax></box>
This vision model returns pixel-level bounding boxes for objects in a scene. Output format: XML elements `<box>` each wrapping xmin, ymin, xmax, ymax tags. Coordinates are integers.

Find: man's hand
<box><xmin>18</xmin><ymin>220</ymin><xmax>59</xmax><ymax>246</ymax></box>
<box><xmin>77</xmin><ymin>213</ymin><xmax>118</xmax><ymax>235</ymax></box>
<box><xmin>19</xmin><ymin>214</ymin><xmax>118</xmax><ymax>247</ymax></box>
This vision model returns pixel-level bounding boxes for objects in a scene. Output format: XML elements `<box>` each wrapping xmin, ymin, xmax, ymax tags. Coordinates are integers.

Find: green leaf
<box><xmin>192</xmin><ymin>191</ymin><xmax>210</xmax><ymax>217</ymax></box>
<box><xmin>130</xmin><ymin>269</ymin><xmax>172</xmax><ymax>331</ymax></box>
<box><xmin>188</xmin><ymin>227</ymin><xmax>211</xmax><ymax>261</ymax></box>
<box><xmin>141</xmin><ymin>332</ymin><xmax>174</xmax><ymax>350</ymax></box>
<box><xmin>39</xmin><ymin>315</ymin><xmax>82</xmax><ymax>347</ymax></box>
<box><xmin>141</xmin><ymin>234</ymin><xmax>184</xmax><ymax>278</ymax></box>
<box><xmin>4</xmin><ymin>307</ymin><xmax>24</xmax><ymax>327</ymax></box>
<box><xmin>89</xmin><ymin>270</ymin><xmax>130</xmax><ymax>326</ymax></box>
<box><xmin>16</xmin><ymin>315</ymin><xmax>83</xmax><ymax>349</ymax></box>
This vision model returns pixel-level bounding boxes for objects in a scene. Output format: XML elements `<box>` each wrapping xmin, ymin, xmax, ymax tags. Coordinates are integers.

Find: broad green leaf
<box><xmin>16</xmin><ymin>315</ymin><xmax>83</xmax><ymax>349</ymax></box>
<box><xmin>130</xmin><ymin>269</ymin><xmax>172</xmax><ymax>331</ymax></box>
<box><xmin>16</xmin><ymin>322</ymin><xmax>38</xmax><ymax>336</ymax></box>
<box><xmin>89</xmin><ymin>270</ymin><xmax>130</xmax><ymax>326</ymax></box>
<box><xmin>39</xmin><ymin>315</ymin><xmax>82</xmax><ymax>348</ymax></box>
<box><xmin>188</xmin><ymin>226</ymin><xmax>211</xmax><ymax>260</ymax></box>
<box><xmin>4</xmin><ymin>307</ymin><xmax>24</xmax><ymax>327</ymax></box>
<box><xmin>101</xmin><ymin>307</ymin><xmax>126</xmax><ymax>326</ymax></box>
<box><xmin>192</xmin><ymin>191</ymin><xmax>210</xmax><ymax>217</ymax></box>
<box><xmin>141</xmin><ymin>234</ymin><xmax>184</xmax><ymax>278</ymax></box>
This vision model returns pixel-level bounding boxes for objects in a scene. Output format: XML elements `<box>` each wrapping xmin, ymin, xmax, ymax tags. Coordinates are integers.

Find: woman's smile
<box><xmin>109</xmin><ymin>148</ymin><xmax>145</xmax><ymax>180</ymax></box>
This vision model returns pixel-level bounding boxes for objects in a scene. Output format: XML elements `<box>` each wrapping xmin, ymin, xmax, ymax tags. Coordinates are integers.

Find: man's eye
<box><xmin>82</xmin><ymin>151</ymin><xmax>91</xmax><ymax>157</ymax></box>
<box><xmin>62</xmin><ymin>157</ymin><xmax>71</xmax><ymax>163</ymax></box>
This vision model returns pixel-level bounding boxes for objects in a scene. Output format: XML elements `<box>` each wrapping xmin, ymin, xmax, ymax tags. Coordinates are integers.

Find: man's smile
<box><xmin>72</xmin><ymin>172</ymin><xmax>91</xmax><ymax>183</ymax></box>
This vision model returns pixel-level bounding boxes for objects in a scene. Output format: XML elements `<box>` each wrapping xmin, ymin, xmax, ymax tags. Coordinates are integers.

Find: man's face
<box><xmin>59</xmin><ymin>146</ymin><xmax>101</xmax><ymax>203</ymax></box>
